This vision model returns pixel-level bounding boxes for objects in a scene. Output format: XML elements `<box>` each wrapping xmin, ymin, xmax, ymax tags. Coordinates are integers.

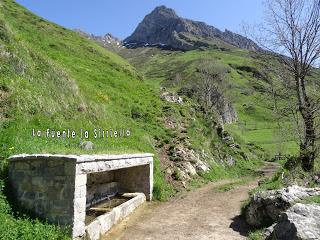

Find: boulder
<box><xmin>244</xmin><ymin>185</ymin><xmax>320</xmax><ymax>227</ymax></box>
<box><xmin>267</xmin><ymin>203</ymin><xmax>320</xmax><ymax>240</ymax></box>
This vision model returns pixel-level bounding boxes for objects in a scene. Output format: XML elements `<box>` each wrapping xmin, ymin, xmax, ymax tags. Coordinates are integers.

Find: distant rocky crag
<box><xmin>75</xmin><ymin>30</ymin><xmax>123</xmax><ymax>50</ymax></box>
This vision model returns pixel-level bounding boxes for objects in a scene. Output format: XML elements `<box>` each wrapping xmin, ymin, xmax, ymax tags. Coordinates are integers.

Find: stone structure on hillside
<box><xmin>8</xmin><ymin>153</ymin><xmax>154</xmax><ymax>239</ymax></box>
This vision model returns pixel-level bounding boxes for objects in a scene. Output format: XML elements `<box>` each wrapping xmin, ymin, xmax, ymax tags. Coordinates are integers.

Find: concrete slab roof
<box><xmin>8</xmin><ymin>153</ymin><xmax>154</xmax><ymax>163</ymax></box>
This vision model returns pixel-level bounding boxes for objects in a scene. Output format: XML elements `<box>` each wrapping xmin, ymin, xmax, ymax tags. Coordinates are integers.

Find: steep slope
<box><xmin>0</xmin><ymin>0</ymin><xmax>177</xmax><ymax>205</ymax></box>
<box><xmin>1</xmin><ymin>0</ymin><xmax>264</xmax><ymax>200</ymax></box>
<box><xmin>0</xmin><ymin>0</ymin><xmax>157</xmax><ymax>156</ymax></box>
<box><xmin>124</xmin><ymin>6</ymin><xmax>260</xmax><ymax>51</ymax></box>
<box><xmin>117</xmin><ymin>46</ymin><xmax>301</xmax><ymax>157</ymax></box>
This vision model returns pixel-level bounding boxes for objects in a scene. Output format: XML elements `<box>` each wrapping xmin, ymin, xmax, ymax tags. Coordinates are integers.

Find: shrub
<box><xmin>284</xmin><ymin>156</ymin><xmax>299</xmax><ymax>170</ymax></box>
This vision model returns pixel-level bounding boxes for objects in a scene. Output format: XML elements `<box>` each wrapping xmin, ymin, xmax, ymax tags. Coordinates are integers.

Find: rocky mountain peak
<box><xmin>125</xmin><ymin>6</ymin><xmax>260</xmax><ymax>51</ymax></box>
<box><xmin>75</xmin><ymin>30</ymin><xmax>123</xmax><ymax>49</ymax></box>
<box><xmin>102</xmin><ymin>33</ymin><xmax>121</xmax><ymax>44</ymax></box>
<box><xmin>150</xmin><ymin>5</ymin><xmax>178</xmax><ymax>19</ymax></box>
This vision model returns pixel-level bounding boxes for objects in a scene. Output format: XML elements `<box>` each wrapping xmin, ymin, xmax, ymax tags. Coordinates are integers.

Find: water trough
<box><xmin>8</xmin><ymin>153</ymin><xmax>153</xmax><ymax>239</ymax></box>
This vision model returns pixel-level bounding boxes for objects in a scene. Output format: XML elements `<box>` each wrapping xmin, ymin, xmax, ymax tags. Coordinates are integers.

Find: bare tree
<box><xmin>262</xmin><ymin>0</ymin><xmax>320</xmax><ymax>171</ymax></box>
<box><xmin>196</xmin><ymin>60</ymin><xmax>229</xmax><ymax>121</ymax></box>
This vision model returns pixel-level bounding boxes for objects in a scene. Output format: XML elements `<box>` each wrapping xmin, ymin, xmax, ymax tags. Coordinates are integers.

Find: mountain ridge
<box><xmin>124</xmin><ymin>6</ymin><xmax>261</xmax><ymax>51</ymax></box>
<box><xmin>75</xmin><ymin>29</ymin><xmax>123</xmax><ymax>51</ymax></box>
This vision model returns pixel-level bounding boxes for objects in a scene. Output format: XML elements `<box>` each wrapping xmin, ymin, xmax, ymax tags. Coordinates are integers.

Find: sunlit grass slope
<box><xmin>0</xmin><ymin>0</ymin><xmax>170</xmax><ymax>157</ymax></box>
<box><xmin>120</xmin><ymin>47</ymin><xmax>300</xmax><ymax>156</ymax></box>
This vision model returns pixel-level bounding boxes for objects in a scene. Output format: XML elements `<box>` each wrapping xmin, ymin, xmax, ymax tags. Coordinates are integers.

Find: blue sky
<box><xmin>16</xmin><ymin>0</ymin><xmax>265</xmax><ymax>39</ymax></box>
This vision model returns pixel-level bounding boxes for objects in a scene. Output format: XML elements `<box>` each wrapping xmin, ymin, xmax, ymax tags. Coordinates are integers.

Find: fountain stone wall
<box><xmin>8</xmin><ymin>153</ymin><xmax>153</xmax><ymax>239</ymax></box>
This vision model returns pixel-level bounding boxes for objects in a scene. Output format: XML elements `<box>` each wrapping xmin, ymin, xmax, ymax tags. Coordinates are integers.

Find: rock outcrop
<box><xmin>172</xmin><ymin>143</ymin><xmax>210</xmax><ymax>178</ymax></box>
<box><xmin>90</xmin><ymin>33</ymin><xmax>122</xmax><ymax>49</ymax></box>
<box><xmin>267</xmin><ymin>203</ymin><xmax>320</xmax><ymax>240</ymax></box>
<box><xmin>161</xmin><ymin>91</ymin><xmax>183</xmax><ymax>104</ymax></box>
<box><xmin>219</xmin><ymin>102</ymin><xmax>237</xmax><ymax>124</ymax></box>
<box><xmin>244</xmin><ymin>185</ymin><xmax>320</xmax><ymax>227</ymax></box>
<box><xmin>124</xmin><ymin>6</ymin><xmax>260</xmax><ymax>51</ymax></box>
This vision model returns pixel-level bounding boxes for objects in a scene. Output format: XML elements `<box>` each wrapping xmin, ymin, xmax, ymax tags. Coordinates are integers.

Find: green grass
<box><xmin>300</xmin><ymin>195</ymin><xmax>320</xmax><ymax>204</ymax></box>
<box><xmin>213</xmin><ymin>177</ymin><xmax>254</xmax><ymax>192</ymax></box>
<box><xmin>1</xmin><ymin>0</ymin><xmax>175</xmax><ymax>158</ymax></box>
<box><xmin>152</xmin><ymin>157</ymin><xmax>175</xmax><ymax>201</ymax></box>
<box><xmin>118</xmin><ymin>45</ymin><xmax>301</xmax><ymax>158</ymax></box>
<box><xmin>248</xmin><ymin>229</ymin><xmax>265</xmax><ymax>240</ymax></box>
<box><xmin>188</xmin><ymin>157</ymin><xmax>263</xmax><ymax>191</ymax></box>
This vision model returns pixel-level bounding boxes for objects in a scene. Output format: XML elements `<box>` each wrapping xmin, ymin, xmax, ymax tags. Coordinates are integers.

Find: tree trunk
<box><xmin>300</xmin><ymin>110</ymin><xmax>316</xmax><ymax>171</ymax></box>
<box><xmin>296</xmin><ymin>76</ymin><xmax>316</xmax><ymax>171</ymax></box>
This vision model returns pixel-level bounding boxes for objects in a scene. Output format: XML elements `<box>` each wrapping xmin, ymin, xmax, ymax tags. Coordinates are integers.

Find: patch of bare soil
<box><xmin>103</xmin><ymin>163</ymin><xmax>279</xmax><ymax>240</ymax></box>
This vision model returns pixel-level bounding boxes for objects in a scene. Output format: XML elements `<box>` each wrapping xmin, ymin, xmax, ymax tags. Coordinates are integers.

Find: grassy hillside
<box><xmin>0</xmin><ymin>0</ymin><xmax>273</xmax><ymax>238</ymax></box>
<box><xmin>0</xmin><ymin>0</ymin><xmax>163</xmax><ymax>157</ymax></box>
<box><xmin>0</xmin><ymin>0</ymin><xmax>173</xmax><ymax>238</ymax></box>
<box><xmin>118</xmin><ymin>47</ymin><xmax>302</xmax><ymax>157</ymax></box>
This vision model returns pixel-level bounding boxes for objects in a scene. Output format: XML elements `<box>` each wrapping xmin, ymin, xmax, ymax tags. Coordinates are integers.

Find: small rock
<box><xmin>160</xmin><ymin>92</ymin><xmax>183</xmax><ymax>104</ymax></box>
<box><xmin>80</xmin><ymin>141</ymin><xmax>94</xmax><ymax>150</ymax></box>
<box><xmin>176</xmin><ymin>168</ymin><xmax>190</xmax><ymax>181</ymax></box>
<box><xmin>264</xmin><ymin>223</ymin><xmax>276</xmax><ymax>238</ymax></box>
<box><xmin>222</xmin><ymin>135</ymin><xmax>234</xmax><ymax>142</ymax></box>
<box><xmin>182</xmin><ymin>162</ymin><xmax>197</xmax><ymax>176</ymax></box>
<box><xmin>77</xmin><ymin>103</ymin><xmax>87</xmax><ymax>112</ymax></box>
<box><xmin>226</xmin><ymin>156</ymin><xmax>235</xmax><ymax>166</ymax></box>
<box><xmin>166</xmin><ymin>168</ymin><xmax>173</xmax><ymax>176</ymax></box>
<box><xmin>194</xmin><ymin>160</ymin><xmax>209</xmax><ymax>173</ymax></box>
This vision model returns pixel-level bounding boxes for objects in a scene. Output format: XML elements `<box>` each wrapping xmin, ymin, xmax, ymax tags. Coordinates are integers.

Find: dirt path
<box><xmin>103</xmin><ymin>162</ymin><xmax>279</xmax><ymax>240</ymax></box>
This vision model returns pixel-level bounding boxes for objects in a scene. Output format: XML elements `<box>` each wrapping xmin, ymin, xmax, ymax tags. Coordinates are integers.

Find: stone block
<box><xmin>31</xmin><ymin>176</ymin><xmax>43</xmax><ymax>186</ymax></box>
<box><xmin>86</xmin><ymin>219</ymin><xmax>101</xmax><ymax>240</ymax></box>
<box><xmin>74</xmin><ymin>197</ymin><xmax>86</xmax><ymax>214</ymax></box>
<box><xmin>74</xmin><ymin>185</ymin><xmax>86</xmax><ymax>198</ymax></box>
<box><xmin>75</xmin><ymin>174</ymin><xmax>87</xmax><ymax>187</ymax></box>
<box><xmin>65</xmin><ymin>162</ymin><xmax>76</xmax><ymax>175</ymax></box>
<box><xmin>72</xmin><ymin>222</ymin><xmax>86</xmax><ymax>239</ymax></box>
<box><xmin>45</xmin><ymin>165</ymin><xmax>65</xmax><ymax>177</ymax></box>
<box><xmin>15</xmin><ymin>162</ymin><xmax>30</xmax><ymax>170</ymax></box>
<box><xmin>21</xmin><ymin>180</ymin><xmax>33</xmax><ymax>192</ymax></box>
<box><xmin>48</xmin><ymin>160</ymin><xmax>64</xmax><ymax>167</ymax></box>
